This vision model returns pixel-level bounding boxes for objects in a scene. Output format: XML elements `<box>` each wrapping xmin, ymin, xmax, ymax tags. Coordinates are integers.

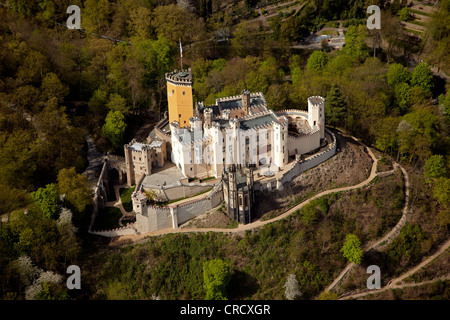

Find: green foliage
<box><xmin>279</xmin><ymin>16</ymin><xmax>308</xmax><ymax>42</ymax></box>
<box><xmin>150</xmin><ymin>4</ymin><xmax>206</xmax><ymax>44</ymax></box>
<box><xmin>57</xmin><ymin>167</ymin><xmax>92</xmax><ymax>214</ymax></box>
<box><xmin>432</xmin><ymin>177</ymin><xmax>450</xmax><ymax>208</ymax></box>
<box><xmin>317</xmin><ymin>291</ymin><xmax>338</xmax><ymax>300</ymax></box>
<box><xmin>83</xmin><ymin>0</ymin><xmax>111</xmax><ymax>35</ymax></box>
<box><xmin>340</xmin><ymin>234</ymin><xmax>363</xmax><ymax>264</ymax></box>
<box><xmin>394</xmin><ymin>82</ymin><xmax>412</xmax><ymax>114</ymax></box>
<box><xmin>397</xmin><ymin>7</ymin><xmax>411</xmax><ymax>21</ymax></box>
<box><xmin>387</xmin><ymin>63</ymin><xmax>411</xmax><ymax>88</ymax></box>
<box><xmin>343</xmin><ymin>25</ymin><xmax>369</xmax><ymax>62</ymax></box>
<box><xmin>102</xmin><ymin>111</ymin><xmax>127</xmax><ymax>151</ymax></box>
<box><xmin>438</xmin><ymin>94</ymin><xmax>450</xmax><ymax>121</ymax></box>
<box><xmin>373</xmin><ymin>117</ymin><xmax>401</xmax><ymax>153</ymax></box>
<box><xmin>30</xmin><ymin>184</ymin><xmax>60</xmax><ymax>220</ymax></box>
<box><xmin>325</xmin><ymin>83</ymin><xmax>347</xmax><ymax>128</ymax></box>
<box><xmin>387</xmin><ymin>224</ymin><xmax>429</xmax><ymax>274</ymax></box>
<box><xmin>8</xmin><ymin>0</ymin><xmax>39</xmax><ymax>16</ymax></box>
<box><xmin>411</xmin><ymin>63</ymin><xmax>434</xmax><ymax>93</ymax></box>
<box><xmin>397</xmin><ymin>109</ymin><xmax>441</xmax><ymax>164</ymax></box>
<box><xmin>300</xmin><ymin>198</ymin><xmax>328</xmax><ymax>226</ymax></box>
<box><xmin>120</xmin><ymin>186</ymin><xmax>136</xmax><ymax>213</ymax></box>
<box><xmin>88</xmin><ymin>89</ymin><xmax>109</xmax><ymax>116</ymax></box>
<box><xmin>40</xmin><ymin>72</ymin><xmax>69</xmax><ymax>103</ymax></box>
<box><xmin>203</xmin><ymin>259</ymin><xmax>231</xmax><ymax>300</ymax></box>
<box><xmin>107</xmin><ymin>93</ymin><xmax>129</xmax><ymax>114</ymax></box>
<box><xmin>424</xmin><ymin>155</ymin><xmax>448</xmax><ymax>180</ymax></box>
<box><xmin>306</xmin><ymin>51</ymin><xmax>328</xmax><ymax>73</ymax></box>
<box><xmin>326</xmin><ymin>54</ymin><xmax>354</xmax><ymax>75</ymax></box>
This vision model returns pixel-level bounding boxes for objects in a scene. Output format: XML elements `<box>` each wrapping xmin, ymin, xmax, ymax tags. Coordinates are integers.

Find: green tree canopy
<box><xmin>344</xmin><ymin>25</ymin><xmax>369</xmax><ymax>62</ymax></box>
<box><xmin>432</xmin><ymin>177</ymin><xmax>450</xmax><ymax>208</ymax></box>
<box><xmin>150</xmin><ymin>4</ymin><xmax>206</xmax><ymax>44</ymax></box>
<box><xmin>57</xmin><ymin>167</ymin><xmax>92</xmax><ymax>214</ymax></box>
<box><xmin>107</xmin><ymin>93</ymin><xmax>129</xmax><ymax>114</ymax></box>
<box><xmin>394</xmin><ymin>82</ymin><xmax>411</xmax><ymax>114</ymax></box>
<box><xmin>306</xmin><ymin>51</ymin><xmax>328</xmax><ymax>73</ymax></box>
<box><xmin>40</xmin><ymin>72</ymin><xmax>69</xmax><ymax>104</ymax></box>
<box><xmin>102</xmin><ymin>110</ymin><xmax>127</xmax><ymax>151</ymax></box>
<box><xmin>325</xmin><ymin>83</ymin><xmax>347</xmax><ymax>128</ymax></box>
<box><xmin>341</xmin><ymin>233</ymin><xmax>363</xmax><ymax>264</ymax></box>
<box><xmin>387</xmin><ymin>63</ymin><xmax>411</xmax><ymax>88</ymax></box>
<box><xmin>424</xmin><ymin>155</ymin><xmax>448</xmax><ymax>180</ymax></box>
<box><xmin>411</xmin><ymin>63</ymin><xmax>434</xmax><ymax>93</ymax></box>
<box><xmin>397</xmin><ymin>7</ymin><xmax>411</xmax><ymax>21</ymax></box>
<box><xmin>203</xmin><ymin>259</ymin><xmax>231</xmax><ymax>300</ymax></box>
<box><xmin>30</xmin><ymin>184</ymin><xmax>60</xmax><ymax>220</ymax></box>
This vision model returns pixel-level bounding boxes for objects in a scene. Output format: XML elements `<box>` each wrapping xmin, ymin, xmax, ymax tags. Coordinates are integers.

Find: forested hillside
<box><xmin>0</xmin><ymin>0</ymin><xmax>449</xmax><ymax>300</ymax></box>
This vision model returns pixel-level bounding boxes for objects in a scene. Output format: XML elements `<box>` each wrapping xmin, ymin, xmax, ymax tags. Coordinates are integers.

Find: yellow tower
<box><xmin>166</xmin><ymin>68</ymin><xmax>193</xmax><ymax>128</ymax></box>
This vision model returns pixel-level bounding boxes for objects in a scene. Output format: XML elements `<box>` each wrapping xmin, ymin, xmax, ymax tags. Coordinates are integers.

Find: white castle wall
<box><xmin>287</xmin><ymin>129</ymin><xmax>321</xmax><ymax>156</ymax></box>
<box><xmin>90</xmin><ymin>225</ymin><xmax>136</xmax><ymax>237</ymax></box>
<box><xmin>134</xmin><ymin>179</ymin><xmax>224</xmax><ymax>233</ymax></box>
<box><xmin>256</xmin><ymin>128</ymin><xmax>337</xmax><ymax>191</ymax></box>
<box><xmin>175</xmin><ymin>182</ymin><xmax>223</xmax><ymax>225</ymax></box>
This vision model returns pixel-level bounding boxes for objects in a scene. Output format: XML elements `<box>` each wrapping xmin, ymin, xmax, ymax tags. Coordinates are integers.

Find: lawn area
<box><xmin>405</xmin><ymin>28</ymin><xmax>423</xmax><ymax>36</ymax></box>
<box><xmin>92</xmin><ymin>207</ymin><xmax>122</xmax><ymax>231</ymax></box>
<box><xmin>410</xmin><ymin>9</ymin><xmax>433</xmax><ymax>17</ymax></box>
<box><xmin>120</xmin><ymin>186</ymin><xmax>136</xmax><ymax>212</ymax></box>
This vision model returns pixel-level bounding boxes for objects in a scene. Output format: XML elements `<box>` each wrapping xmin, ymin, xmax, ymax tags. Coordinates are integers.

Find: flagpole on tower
<box><xmin>179</xmin><ymin>39</ymin><xmax>183</xmax><ymax>70</ymax></box>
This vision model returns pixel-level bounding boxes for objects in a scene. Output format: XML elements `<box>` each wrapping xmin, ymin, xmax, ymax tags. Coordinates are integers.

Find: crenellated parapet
<box><xmin>165</xmin><ymin>68</ymin><xmax>192</xmax><ymax>85</ymax></box>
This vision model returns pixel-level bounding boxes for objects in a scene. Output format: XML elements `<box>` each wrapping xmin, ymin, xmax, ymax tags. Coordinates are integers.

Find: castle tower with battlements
<box><xmin>307</xmin><ymin>96</ymin><xmax>325</xmax><ymax>140</ymax></box>
<box><xmin>166</xmin><ymin>68</ymin><xmax>193</xmax><ymax>128</ymax></box>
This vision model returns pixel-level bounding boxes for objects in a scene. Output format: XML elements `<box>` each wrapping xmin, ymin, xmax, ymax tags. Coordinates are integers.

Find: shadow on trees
<box><xmin>228</xmin><ymin>269</ymin><xmax>259</xmax><ymax>299</ymax></box>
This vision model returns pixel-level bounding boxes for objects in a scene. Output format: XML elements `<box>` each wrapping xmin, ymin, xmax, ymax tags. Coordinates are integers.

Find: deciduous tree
<box><xmin>30</xmin><ymin>184</ymin><xmax>60</xmax><ymax>220</ymax></box>
<box><xmin>341</xmin><ymin>233</ymin><xmax>363</xmax><ymax>264</ymax></box>
<box><xmin>102</xmin><ymin>110</ymin><xmax>127</xmax><ymax>152</ymax></box>
<box><xmin>411</xmin><ymin>63</ymin><xmax>434</xmax><ymax>93</ymax></box>
<box><xmin>57</xmin><ymin>167</ymin><xmax>92</xmax><ymax>214</ymax></box>
<box><xmin>203</xmin><ymin>259</ymin><xmax>231</xmax><ymax>300</ymax></box>
<box><xmin>306</xmin><ymin>51</ymin><xmax>328</xmax><ymax>74</ymax></box>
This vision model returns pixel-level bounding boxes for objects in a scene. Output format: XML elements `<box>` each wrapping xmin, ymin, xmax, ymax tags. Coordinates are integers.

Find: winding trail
<box><xmin>339</xmin><ymin>238</ymin><xmax>450</xmax><ymax>300</ymax></box>
<box><xmin>325</xmin><ymin>162</ymin><xmax>411</xmax><ymax>293</ymax></box>
<box><xmin>110</xmin><ymin>133</ymin><xmax>379</xmax><ymax>246</ymax></box>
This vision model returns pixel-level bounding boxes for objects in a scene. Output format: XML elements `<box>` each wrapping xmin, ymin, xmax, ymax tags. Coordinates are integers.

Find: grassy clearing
<box><xmin>408</xmin><ymin>20</ymin><xmax>427</xmax><ymax>27</ymax></box>
<box><xmin>405</xmin><ymin>28</ymin><xmax>423</xmax><ymax>36</ymax></box>
<box><xmin>410</xmin><ymin>9</ymin><xmax>433</xmax><ymax>17</ymax></box>
<box><xmin>120</xmin><ymin>186</ymin><xmax>136</xmax><ymax>212</ymax></box>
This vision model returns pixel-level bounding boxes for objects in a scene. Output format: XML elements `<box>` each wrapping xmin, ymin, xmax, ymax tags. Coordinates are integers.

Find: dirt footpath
<box><xmin>255</xmin><ymin>131</ymin><xmax>373</xmax><ymax>220</ymax></box>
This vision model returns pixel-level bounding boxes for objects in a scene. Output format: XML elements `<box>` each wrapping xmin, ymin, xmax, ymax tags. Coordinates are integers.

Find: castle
<box><xmin>125</xmin><ymin>68</ymin><xmax>330</xmax><ymax>228</ymax></box>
